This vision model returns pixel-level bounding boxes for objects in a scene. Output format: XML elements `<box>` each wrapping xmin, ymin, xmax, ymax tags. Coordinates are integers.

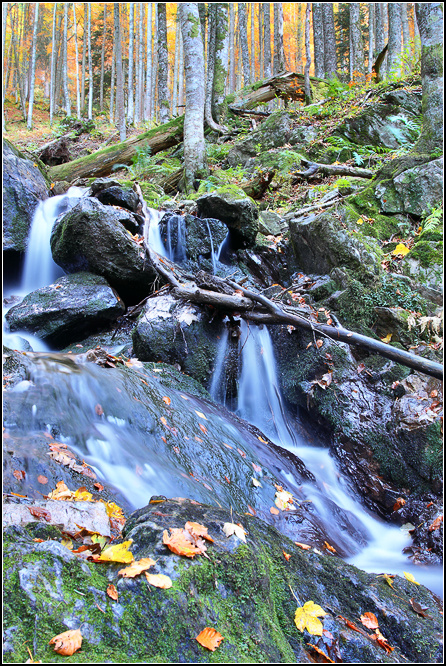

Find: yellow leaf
<box><xmin>403</xmin><ymin>571</ymin><xmax>420</xmax><ymax>585</ymax></box>
<box><xmin>380</xmin><ymin>333</ymin><xmax>392</xmax><ymax>343</ymax></box>
<box><xmin>357</xmin><ymin>218</ymin><xmax>364</xmax><ymax>225</ymax></box>
<box><xmin>392</xmin><ymin>243</ymin><xmax>410</xmax><ymax>256</ymax></box>
<box><xmin>194</xmin><ymin>411</ymin><xmax>207</xmax><ymax>420</ymax></box>
<box><xmin>73</xmin><ymin>487</ymin><xmax>94</xmax><ymax>502</ymax></box>
<box><xmin>146</xmin><ymin>573</ymin><xmax>173</xmax><ymax>589</ymax></box>
<box><xmin>275</xmin><ymin>490</ymin><xmax>294</xmax><ymax>510</ymax></box>
<box><xmin>49</xmin><ymin>629</ymin><xmax>82</xmax><ymax>656</ymax></box>
<box><xmin>98</xmin><ymin>539</ymin><xmax>134</xmax><ymax>563</ymax></box>
<box><xmin>294</xmin><ymin>601</ymin><xmax>327</xmax><ymax>636</ymax></box>
<box><xmin>252</xmin><ymin>477</ymin><xmax>262</xmax><ymax>488</ymax></box>
<box><xmin>222</xmin><ymin>522</ymin><xmax>246</xmax><ymax>542</ymax></box>
<box><xmin>118</xmin><ymin>557</ymin><xmax>156</xmax><ymax>577</ymax></box>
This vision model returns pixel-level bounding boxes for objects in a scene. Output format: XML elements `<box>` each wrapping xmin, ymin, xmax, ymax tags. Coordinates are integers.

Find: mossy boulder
<box><xmin>374</xmin><ymin>158</ymin><xmax>443</xmax><ymax>216</ymax></box>
<box><xmin>5</xmin><ymin>272</ymin><xmax>125</xmax><ymax>347</ymax></box>
<box><xmin>50</xmin><ymin>197</ymin><xmax>157</xmax><ymax>304</ymax></box>
<box><xmin>226</xmin><ymin>111</ymin><xmax>294</xmax><ymax>167</ymax></box>
<box><xmin>3</xmin><ymin>499</ymin><xmax>442</xmax><ymax>663</ymax></box>
<box><xmin>402</xmin><ymin>240</ymin><xmax>443</xmax><ymax>293</ymax></box>
<box><xmin>3</xmin><ymin>138</ymin><xmax>49</xmax><ymax>252</ymax></box>
<box><xmin>196</xmin><ymin>186</ymin><xmax>259</xmax><ymax>248</ymax></box>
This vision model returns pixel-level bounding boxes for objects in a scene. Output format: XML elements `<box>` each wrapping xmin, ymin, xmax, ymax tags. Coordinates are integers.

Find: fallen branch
<box><xmin>292</xmin><ymin>159</ymin><xmax>374</xmax><ymax>181</ymax></box>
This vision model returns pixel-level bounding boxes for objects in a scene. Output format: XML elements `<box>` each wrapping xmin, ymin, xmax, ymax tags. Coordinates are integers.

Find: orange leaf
<box><xmin>145</xmin><ymin>573</ymin><xmax>173</xmax><ymax>589</ymax></box>
<box><xmin>95</xmin><ymin>404</ymin><xmax>104</xmax><ymax>416</ymax></box>
<box><xmin>237</xmin><ymin>448</ymin><xmax>246</xmax><ymax>458</ymax></box>
<box><xmin>49</xmin><ymin>629</ymin><xmax>82</xmax><ymax>656</ymax></box>
<box><xmin>160</xmin><ymin>416</ymin><xmax>168</xmax><ymax>426</ymax></box>
<box><xmin>371</xmin><ymin>628</ymin><xmax>394</xmax><ymax>653</ymax></box>
<box><xmin>428</xmin><ymin>515</ymin><xmax>443</xmax><ymax>531</ymax></box>
<box><xmin>360</xmin><ymin>612</ymin><xmax>379</xmax><ymax>629</ymax></box>
<box><xmin>184</xmin><ymin>521</ymin><xmax>214</xmax><ymax>542</ymax></box>
<box><xmin>28</xmin><ymin>507</ymin><xmax>52</xmax><ymax>522</ymax></box>
<box><xmin>162</xmin><ymin>396</ymin><xmax>171</xmax><ymax>405</ymax></box>
<box><xmin>270</xmin><ymin>506</ymin><xmax>280</xmax><ymax>515</ymax></box>
<box><xmin>195</xmin><ymin>627</ymin><xmax>224</xmax><ymax>651</ymax></box>
<box><xmin>283</xmin><ymin>551</ymin><xmax>291</xmax><ymax>561</ymax></box>
<box><xmin>295</xmin><ymin>542</ymin><xmax>311</xmax><ymax>550</ymax></box>
<box><xmin>224</xmin><ymin>475</ymin><xmax>230</xmax><ymax>484</ymax></box>
<box><xmin>307</xmin><ymin>643</ymin><xmax>335</xmax><ymax>663</ymax></box>
<box><xmin>94</xmin><ymin>482</ymin><xmax>104</xmax><ymax>492</ymax></box>
<box><xmin>199</xmin><ymin>423</ymin><xmax>207</xmax><ymax>434</ymax></box>
<box><xmin>13</xmin><ymin>470</ymin><xmax>25</xmax><ymax>480</ymax></box>
<box><xmin>315</xmin><ymin>339</ymin><xmax>323</xmax><ymax>348</ymax></box>
<box><xmin>393</xmin><ymin>497</ymin><xmax>406</xmax><ymax>511</ymax></box>
<box><xmin>247</xmin><ymin>504</ymin><xmax>256</xmax><ymax>515</ymax></box>
<box><xmin>258</xmin><ymin>436</ymin><xmax>268</xmax><ymax>443</ymax></box>
<box><xmin>323</xmin><ymin>541</ymin><xmax>336</xmax><ymax>553</ymax></box>
<box><xmin>252</xmin><ymin>462</ymin><xmax>262</xmax><ymax>472</ymax></box>
<box><xmin>106</xmin><ymin>584</ymin><xmax>118</xmax><ymax>601</ymax></box>
<box><xmin>163</xmin><ymin>528</ymin><xmax>203</xmax><ymax>558</ymax></box>
<box><xmin>118</xmin><ymin>557</ymin><xmax>156</xmax><ymax>578</ymax></box>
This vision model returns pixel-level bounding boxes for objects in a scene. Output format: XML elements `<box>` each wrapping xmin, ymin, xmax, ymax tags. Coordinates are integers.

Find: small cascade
<box><xmin>205</xmin><ymin>220</ymin><xmax>218</xmax><ymax>274</ymax></box>
<box><xmin>165</xmin><ymin>214</ymin><xmax>187</xmax><ymax>262</ymax></box>
<box><xmin>142</xmin><ymin>205</ymin><xmax>167</xmax><ymax>257</ymax></box>
<box><xmin>22</xmin><ymin>186</ymin><xmax>87</xmax><ymax>292</ymax></box>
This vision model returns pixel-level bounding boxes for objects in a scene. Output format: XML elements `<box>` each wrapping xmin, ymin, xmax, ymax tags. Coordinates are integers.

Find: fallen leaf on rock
<box><xmin>404</xmin><ymin>571</ymin><xmax>420</xmax><ymax>585</ymax></box>
<box><xmin>371</xmin><ymin>628</ymin><xmax>394</xmax><ymax>653</ymax></box>
<box><xmin>73</xmin><ymin>487</ymin><xmax>94</xmax><ymax>502</ymax></box>
<box><xmin>270</xmin><ymin>507</ymin><xmax>280</xmax><ymax>515</ymax></box>
<box><xmin>185</xmin><ymin>521</ymin><xmax>214</xmax><ymax>542</ymax></box>
<box><xmin>392</xmin><ymin>243</ymin><xmax>410</xmax><ymax>256</ymax></box>
<box><xmin>162</xmin><ymin>396</ymin><xmax>171</xmax><ymax>405</ymax></box>
<box><xmin>95</xmin><ymin>404</ymin><xmax>104</xmax><ymax>416</ymax></box>
<box><xmin>258</xmin><ymin>436</ymin><xmax>268</xmax><ymax>443</ymax></box>
<box><xmin>337</xmin><ymin>615</ymin><xmax>363</xmax><ymax>634</ymax></box>
<box><xmin>275</xmin><ymin>490</ymin><xmax>294</xmax><ymax>510</ymax></box>
<box><xmin>283</xmin><ymin>551</ymin><xmax>291</xmax><ymax>561</ymax></box>
<box><xmin>323</xmin><ymin>541</ymin><xmax>336</xmax><ymax>553</ymax></box>
<box><xmin>36</xmin><ymin>475</ymin><xmax>48</xmax><ymax>485</ymax></box>
<box><xmin>13</xmin><ymin>469</ymin><xmax>26</xmax><ymax>480</ymax></box>
<box><xmin>146</xmin><ymin>573</ymin><xmax>173</xmax><ymax>589</ymax></box>
<box><xmin>252</xmin><ymin>462</ymin><xmax>262</xmax><ymax>473</ymax></box>
<box><xmin>428</xmin><ymin>515</ymin><xmax>443</xmax><ymax>531</ymax></box>
<box><xmin>381</xmin><ymin>333</ymin><xmax>392</xmax><ymax>343</ymax></box>
<box><xmin>378</xmin><ymin>573</ymin><xmax>395</xmax><ymax>588</ymax></box>
<box><xmin>294</xmin><ymin>601</ymin><xmax>327</xmax><ymax>636</ymax></box>
<box><xmin>196</xmin><ymin>627</ymin><xmax>224</xmax><ymax>651</ymax></box>
<box><xmin>295</xmin><ymin>542</ymin><xmax>311</xmax><ymax>550</ymax></box>
<box><xmin>393</xmin><ymin>497</ymin><xmax>406</xmax><ymax>511</ymax></box>
<box><xmin>223</xmin><ymin>522</ymin><xmax>246</xmax><ymax>542</ymax></box>
<box><xmin>106</xmin><ymin>584</ymin><xmax>118</xmax><ymax>601</ymax></box>
<box><xmin>28</xmin><ymin>507</ymin><xmax>52</xmax><ymax>522</ymax></box>
<box><xmin>237</xmin><ymin>447</ymin><xmax>246</xmax><ymax>458</ymax></box>
<box><xmin>360</xmin><ymin>612</ymin><xmax>379</xmax><ymax>629</ymax></box>
<box><xmin>252</xmin><ymin>477</ymin><xmax>262</xmax><ymax>488</ymax></box>
<box><xmin>315</xmin><ymin>339</ymin><xmax>323</xmax><ymax>349</ymax></box>
<box><xmin>94</xmin><ymin>482</ymin><xmax>104</xmax><ymax>492</ymax></box>
<box><xmin>307</xmin><ymin>643</ymin><xmax>335</xmax><ymax>663</ymax></box>
<box><xmin>49</xmin><ymin>629</ymin><xmax>82</xmax><ymax>656</ymax></box>
<box><xmin>160</xmin><ymin>416</ymin><xmax>168</xmax><ymax>426</ymax></box>
<box><xmin>163</xmin><ymin>528</ymin><xmax>203</xmax><ymax>558</ymax></box>
<box><xmin>409</xmin><ymin>598</ymin><xmax>431</xmax><ymax>618</ymax></box>
<box><xmin>198</xmin><ymin>423</ymin><xmax>207</xmax><ymax>434</ymax></box>
<box><xmin>118</xmin><ymin>557</ymin><xmax>156</xmax><ymax>577</ymax></box>
<box><xmin>98</xmin><ymin>540</ymin><xmax>134</xmax><ymax>564</ymax></box>
<box><xmin>194</xmin><ymin>411</ymin><xmax>207</xmax><ymax>420</ymax></box>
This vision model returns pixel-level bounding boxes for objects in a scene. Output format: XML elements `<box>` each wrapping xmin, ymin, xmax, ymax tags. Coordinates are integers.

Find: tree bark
<box><xmin>312</xmin><ymin>3</ymin><xmax>325</xmax><ymax>78</ymax></box>
<box><xmin>321</xmin><ymin>3</ymin><xmax>337</xmax><ymax>78</ymax></box>
<box><xmin>178</xmin><ymin>2</ymin><xmax>208</xmax><ymax>192</ymax></box>
<box><xmin>137</xmin><ymin>3</ymin><xmax>145</xmax><ymax>123</ymax></box>
<box><xmin>157</xmin><ymin>3</ymin><xmax>170</xmax><ymax>124</ymax></box>
<box><xmin>49</xmin><ymin>2</ymin><xmax>57</xmax><ymax>126</ymax></box>
<box><xmin>26</xmin><ymin>2</ymin><xmax>39</xmax><ymax>130</ymax></box>
<box><xmin>114</xmin><ymin>3</ymin><xmax>126</xmax><ymax>141</ymax></box>
<box><xmin>127</xmin><ymin>3</ymin><xmax>134</xmax><ymax>122</ymax></box>
<box><xmin>228</xmin><ymin>71</ymin><xmax>327</xmax><ymax>112</ymax></box>
<box><xmin>292</xmin><ymin>160</ymin><xmax>373</xmax><ymax>181</ymax></box>
<box><xmin>62</xmin><ymin>3</ymin><xmax>71</xmax><ymax>118</ymax></box>
<box><xmin>145</xmin><ymin>3</ymin><xmax>153</xmax><ymax>121</ymax></box>
<box><xmin>213</xmin><ymin>3</ymin><xmax>229</xmax><ymax>122</ymax></box>
<box><xmin>229</xmin><ymin>4</ymin><xmax>236</xmax><ymax>92</ymax></box>
<box><xmin>205</xmin><ymin>4</ymin><xmax>227</xmax><ymax>132</ymax></box>
<box><xmin>81</xmin><ymin>2</ymin><xmax>87</xmax><ymax>112</ymax></box>
<box><xmin>387</xmin><ymin>3</ymin><xmax>402</xmax><ymax>77</ymax></box>
<box><xmin>368</xmin><ymin>3</ymin><xmax>374</xmax><ymax>75</ymax></box>
<box><xmin>349</xmin><ymin>3</ymin><xmax>365</xmax><ymax>80</ymax></box>
<box><xmin>87</xmin><ymin>3</ymin><xmax>93</xmax><ymax>119</ymax></box>
<box><xmin>109</xmin><ymin>31</ymin><xmax>115</xmax><ymax>123</ymax></box>
<box><xmin>304</xmin><ymin>4</ymin><xmax>312</xmax><ymax>104</ymax></box>
<box><xmin>273</xmin><ymin>3</ymin><xmax>285</xmax><ymax>74</ymax></box>
<box><xmin>72</xmin><ymin>3</ymin><xmax>81</xmax><ymax>118</ymax></box>
<box><xmin>262</xmin><ymin>3</ymin><xmax>272</xmax><ymax>78</ymax></box>
<box><xmin>250</xmin><ymin>3</ymin><xmax>255</xmax><ymax>81</ymax></box>
<box><xmin>172</xmin><ymin>15</ymin><xmax>180</xmax><ymax>116</ymax></box>
<box><xmin>401</xmin><ymin>3</ymin><xmax>411</xmax><ymax>57</ymax></box>
<box><xmin>99</xmin><ymin>4</ymin><xmax>107</xmax><ymax>114</ymax></box>
<box><xmin>238</xmin><ymin>3</ymin><xmax>251</xmax><ymax>85</ymax></box>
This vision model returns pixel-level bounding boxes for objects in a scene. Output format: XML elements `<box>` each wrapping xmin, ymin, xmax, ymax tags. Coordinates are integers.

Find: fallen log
<box><xmin>292</xmin><ymin>159</ymin><xmax>374</xmax><ymax>182</ymax></box>
<box><xmin>160</xmin><ymin>168</ymin><xmax>275</xmax><ymax>199</ymax></box>
<box><xmin>48</xmin><ymin>116</ymin><xmax>185</xmax><ymax>183</ymax></box>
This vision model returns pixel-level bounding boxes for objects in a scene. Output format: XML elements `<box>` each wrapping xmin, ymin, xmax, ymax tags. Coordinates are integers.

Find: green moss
<box><xmin>408</xmin><ymin>240</ymin><xmax>443</xmax><ymax>268</ymax></box>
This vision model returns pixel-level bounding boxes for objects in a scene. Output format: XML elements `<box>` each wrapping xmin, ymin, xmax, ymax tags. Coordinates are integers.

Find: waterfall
<box><xmin>165</xmin><ymin>214</ymin><xmax>187</xmax><ymax>262</ymax></box>
<box><xmin>141</xmin><ymin>204</ymin><xmax>167</xmax><ymax>257</ymax></box>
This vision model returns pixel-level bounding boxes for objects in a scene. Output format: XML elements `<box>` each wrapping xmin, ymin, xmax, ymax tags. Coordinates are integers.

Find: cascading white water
<box><xmin>212</xmin><ymin>320</ymin><xmax>442</xmax><ymax>595</ymax></box>
<box><xmin>22</xmin><ymin>186</ymin><xmax>87</xmax><ymax>292</ymax></box>
<box><xmin>142</xmin><ymin>204</ymin><xmax>167</xmax><ymax>257</ymax></box>
<box><xmin>165</xmin><ymin>214</ymin><xmax>187</xmax><ymax>262</ymax></box>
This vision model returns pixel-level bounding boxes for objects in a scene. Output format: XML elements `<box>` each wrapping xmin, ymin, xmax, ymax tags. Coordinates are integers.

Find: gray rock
<box><xmin>5</xmin><ymin>272</ymin><xmax>125</xmax><ymax>346</ymax></box>
<box><xmin>258</xmin><ymin>211</ymin><xmax>283</xmax><ymax>236</ymax></box>
<box><xmin>95</xmin><ymin>185</ymin><xmax>140</xmax><ymax>213</ymax></box>
<box><xmin>50</xmin><ymin>197</ymin><xmax>157</xmax><ymax>302</ymax></box>
<box><xmin>226</xmin><ymin>111</ymin><xmax>293</xmax><ymax>167</ymax></box>
<box><xmin>196</xmin><ymin>187</ymin><xmax>259</xmax><ymax>247</ymax></box>
<box><xmin>3</xmin><ymin>138</ymin><xmax>49</xmax><ymax>252</ymax></box>
<box><xmin>375</xmin><ymin>158</ymin><xmax>443</xmax><ymax>216</ymax></box>
<box><xmin>89</xmin><ymin>177</ymin><xmax>122</xmax><ymax>196</ymax></box>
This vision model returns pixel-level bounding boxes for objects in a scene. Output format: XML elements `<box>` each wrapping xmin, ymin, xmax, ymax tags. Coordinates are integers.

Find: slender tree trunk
<box><xmin>178</xmin><ymin>24</ymin><xmax>184</xmax><ymax>114</ymax></box>
<box><xmin>99</xmin><ymin>4</ymin><xmax>107</xmax><ymax>113</ymax></box>
<box><xmin>250</xmin><ymin>3</ymin><xmax>255</xmax><ymax>81</ymax></box>
<box><xmin>205</xmin><ymin>3</ymin><xmax>225</xmax><ymax>131</ymax></box>
<box><xmin>238</xmin><ymin>3</ymin><xmax>251</xmax><ymax>85</ymax></box>
<box><xmin>2</xmin><ymin>3</ymin><xmax>8</xmax><ymax>131</ymax></box>
<box><xmin>26</xmin><ymin>2</ymin><xmax>39</xmax><ymax>130</ymax></box>
<box><xmin>368</xmin><ymin>3</ymin><xmax>374</xmax><ymax>75</ymax></box>
<box><xmin>127</xmin><ymin>3</ymin><xmax>134</xmax><ymax>122</ymax></box>
<box><xmin>387</xmin><ymin>3</ymin><xmax>402</xmax><ymax>77</ymax></box>
<box><xmin>401</xmin><ymin>3</ymin><xmax>411</xmax><ymax>67</ymax></box>
<box><xmin>87</xmin><ymin>3</ymin><xmax>93</xmax><ymax>119</ymax></box>
<box><xmin>157</xmin><ymin>3</ymin><xmax>170</xmax><ymax>124</ymax></box>
<box><xmin>114</xmin><ymin>3</ymin><xmax>126</xmax><ymax>140</ymax></box>
<box><xmin>109</xmin><ymin>34</ymin><xmax>115</xmax><ymax>123</ymax></box>
<box><xmin>349</xmin><ymin>3</ymin><xmax>365</xmax><ymax>80</ymax></box>
<box><xmin>81</xmin><ymin>2</ymin><xmax>87</xmax><ymax>112</ymax></box>
<box><xmin>321</xmin><ymin>3</ymin><xmax>337</xmax><ymax>78</ymax></box>
<box><xmin>72</xmin><ymin>3</ymin><xmax>81</xmax><ymax>118</ymax></box>
<box><xmin>145</xmin><ymin>3</ymin><xmax>152</xmax><ymax>121</ymax></box>
<box><xmin>414</xmin><ymin>2</ymin><xmax>443</xmax><ymax>153</ymax></box>
<box><xmin>262</xmin><ymin>3</ymin><xmax>271</xmax><ymax>78</ymax></box>
<box><xmin>138</xmin><ymin>3</ymin><xmax>145</xmax><ymax>123</ymax></box>
<box><xmin>49</xmin><ymin>3</ymin><xmax>57</xmax><ymax>126</ymax></box>
<box><xmin>213</xmin><ymin>3</ymin><xmax>229</xmax><ymax>121</ymax></box>
<box><xmin>178</xmin><ymin>2</ymin><xmax>208</xmax><ymax>192</ymax></box>
<box><xmin>229</xmin><ymin>4</ymin><xmax>236</xmax><ymax>92</ymax></box>
<box><xmin>304</xmin><ymin>3</ymin><xmax>312</xmax><ymax>104</ymax></box>
<box><xmin>311</xmin><ymin>3</ymin><xmax>324</xmax><ymax>78</ymax></box>
<box><xmin>273</xmin><ymin>3</ymin><xmax>285</xmax><ymax>74</ymax></box>
<box><xmin>62</xmin><ymin>3</ymin><xmax>71</xmax><ymax>117</ymax></box>
<box><xmin>152</xmin><ymin>4</ymin><xmax>159</xmax><ymax>121</ymax></box>
<box><xmin>172</xmin><ymin>15</ymin><xmax>180</xmax><ymax>116</ymax></box>
<box><xmin>259</xmin><ymin>2</ymin><xmax>263</xmax><ymax>78</ymax></box>
<box><xmin>296</xmin><ymin>3</ymin><xmax>303</xmax><ymax>73</ymax></box>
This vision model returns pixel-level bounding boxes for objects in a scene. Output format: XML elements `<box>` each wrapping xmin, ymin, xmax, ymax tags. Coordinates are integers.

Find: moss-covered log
<box><xmin>48</xmin><ymin>116</ymin><xmax>185</xmax><ymax>183</ymax></box>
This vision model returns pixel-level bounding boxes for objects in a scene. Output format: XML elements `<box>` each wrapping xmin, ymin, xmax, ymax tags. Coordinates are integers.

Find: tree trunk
<box><xmin>321</xmin><ymin>3</ymin><xmax>337</xmax><ymax>78</ymax></box>
<box><xmin>229</xmin><ymin>4</ymin><xmax>236</xmax><ymax>92</ymax></box>
<box><xmin>157</xmin><ymin>3</ymin><xmax>170</xmax><ymax>124</ymax></box>
<box><xmin>401</xmin><ymin>3</ymin><xmax>411</xmax><ymax>57</ymax></box>
<box><xmin>205</xmin><ymin>4</ymin><xmax>224</xmax><ymax>132</ymax></box>
<box><xmin>213</xmin><ymin>3</ymin><xmax>229</xmax><ymax>122</ymax></box>
<box><xmin>262</xmin><ymin>3</ymin><xmax>271</xmax><ymax>78</ymax></box>
<box><xmin>414</xmin><ymin>2</ymin><xmax>443</xmax><ymax>154</ymax></box>
<box><xmin>151</xmin><ymin>3</ymin><xmax>158</xmax><ymax>121</ymax></box>
<box><xmin>238</xmin><ymin>3</ymin><xmax>251</xmax><ymax>85</ymax></box>
<box><xmin>145</xmin><ymin>3</ymin><xmax>152</xmax><ymax>121</ymax></box>
<box><xmin>304</xmin><ymin>4</ymin><xmax>312</xmax><ymax>104</ymax></box>
<box><xmin>296</xmin><ymin>3</ymin><xmax>303</xmax><ymax>73</ymax></box>
<box><xmin>127</xmin><ymin>3</ymin><xmax>134</xmax><ymax>122</ymax></box>
<box><xmin>177</xmin><ymin>20</ymin><xmax>184</xmax><ymax>116</ymax></box>
<box><xmin>312</xmin><ymin>3</ymin><xmax>325</xmax><ymax>78</ymax></box>
<box><xmin>258</xmin><ymin>2</ymin><xmax>263</xmax><ymax>78</ymax></box>
<box><xmin>368</xmin><ymin>3</ymin><xmax>374</xmax><ymax>75</ymax></box>
<box><xmin>62</xmin><ymin>3</ymin><xmax>71</xmax><ymax>117</ymax></box>
<box><xmin>99</xmin><ymin>5</ymin><xmax>107</xmax><ymax>113</ymax></box>
<box><xmin>26</xmin><ymin>2</ymin><xmax>39</xmax><ymax>130</ymax></box>
<box><xmin>114</xmin><ymin>3</ymin><xmax>126</xmax><ymax>140</ymax></box>
<box><xmin>81</xmin><ymin>2</ymin><xmax>87</xmax><ymax>112</ymax></box>
<box><xmin>49</xmin><ymin>2</ymin><xmax>57</xmax><ymax>126</ymax></box>
<box><xmin>72</xmin><ymin>3</ymin><xmax>81</xmax><ymax>118</ymax></box>
<box><xmin>273</xmin><ymin>3</ymin><xmax>285</xmax><ymax>74</ymax></box>
<box><xmin>172</xmin><ymin>15</ymin><xmax>180</xmax><ymax>116</ymax></box>
<box><xmin>250</xmin><ymin>3</ymin><xmax>255</xmax><ymax>81</ymax></box>
<box><xmin>349</xmin><ymin>3</ymin><xmax>365</xmax><ymax>80</ymax></box>
<box><xmin>109</xmin><ymin>33</ymin><xmax>115</xmax><ymax>123</ymax></box>
<box><xmin>228</xmin><ymin>71</ymin><xmax>326</xmax><ymax>112</ymax></box>
<box><xmin>2</xmin><ymin>3</ymin><xmax>8</xmax><ymax>131</ymax></box>
<box><xmin>387</xmin><ymin>3</ymin><xmax>402</xmax><ymax>77</ymax></box>
<box><xmin>374</xmin><ymin>2</ymin><xmax>386</xmax><ymax>75</ymax></box>
<box><xmin>137</xmin><ymin>3</ymin><xmax>145</xmax><ymax>123</ymax></box>
<box><xmin>87</xmin><ymin>3</ymin><xmax>93</xmax><ymax>119</ymax></box>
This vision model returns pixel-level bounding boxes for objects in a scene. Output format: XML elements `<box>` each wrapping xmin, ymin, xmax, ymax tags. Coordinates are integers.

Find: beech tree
<box><xmin>62</xmin><ymin>2</ymin><xmax>71</xmax><ymax>118</ymax></box>
<box><xmin>321</xmin><ymin>3</ymin><xmax>337</xmax><ymax>78</ymax></box>
<box><xmin>304</xmin><ymin>3</ymin><xmax>312</xmax><ymax>103</ymax></box>
<box><xmin>273</xmin><ymin>3</ymin><xmax>285</xmax><ymax>74</ymax></box>
<box><xmin>349</xmin><ymin>3</ymin><xmax>365</xmax><ymax>79</ymax></box>
<box><xmin>127</xmin><ymin>3</ymin><xmax>134</xmax><ymax>122</ymax></box>
<box><xmin>26</xmin><ymin>2</ymin><xmax>38</xmax><ymax>130</ymax></box>
<box><xmin>157</xmin><ymin>3</ymin><xmax>170</xmax><ymax>124</ymax></box>
<box><xmin>312</xmin><ymin>3</ymin><xmax>324</xmax><ymax>78</ymax></box>
<box><xmin>178</xmin><ymin>2</ymin><xmax>207</xmax><ymax>192</ymax></box>
<box><xmin>212</xmin><ymin>3</ymin><xmax>229</xmax><ymax>122</ymax></box>
<box><xmin>262</xmin><ymin>3</ymin><xmax>271</xmax><ymax>78</ymax></box>
<box><xmin>387</xmin><ymin>3</ymin><xmax>402</xmax><ymax>77</ymax></box>
<box><xmin>114</xmin><ymin>3</ymin><xmax>125</xmax><ymax>140</ymax></box>
<box><xmin>87</xmin><ymin>3</ymin><xmax>93</xmax><ymax>119</ymax></box>
<box><xmin>238</xmin><ymin>3</ymin><xmax>251</xmax><ymax>85</ymax></box>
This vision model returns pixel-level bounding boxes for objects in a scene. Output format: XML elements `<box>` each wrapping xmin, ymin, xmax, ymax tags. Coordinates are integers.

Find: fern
<box><xmin>353</xmin><ymin>151</ymin><xmax>364</xmax><ymax>166</ymax></box>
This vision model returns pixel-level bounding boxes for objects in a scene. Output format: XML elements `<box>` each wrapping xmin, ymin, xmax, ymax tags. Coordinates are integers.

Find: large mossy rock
<box><xmin>375</xmin><ymin>157</ymin><xmax>443</xmax><ymax>216</ymax></box>
<box><xmin>3</xmin><ymin>498</ymin><xmax>442</xmax><ymax>663</ymax></box>
<box><xmin>5</xmin><ymin>272</ymin><xmax>125</xmax><ymax>347</ymax></box>
<box><xmin>335</xmin><ymin>89</ymin><xmax>422</xmax><ymax>149</ymax></box>
<box><xmin>288</xmin><ymin>206</ymin><xmax>382</xmax><ymax>280</ymax></box>
<box><xmin>50</xmin><ymin>197</ymin><xmax>157</xmax><ymax>303</ymax></box>
<box><xmin>196</xmin><ymin>186</ymin><xmax>259</xmax><ymax>248</ymax></box>
<box><xmin>226</xmin><ymin>110</ymin><xmax>294</xmax><ymax>167</ymax></box>
<box><xmin>132</xmin><ymin>293</ymin><xmax>224</xmax><ymax>386</ymax></box>
<box><xmin>3</xmin><ymin>138</ymin><xmax>49</xmax><ymax>252</ymax></box>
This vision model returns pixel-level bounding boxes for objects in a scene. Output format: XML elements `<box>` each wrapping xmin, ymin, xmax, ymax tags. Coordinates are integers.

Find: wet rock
<box><xmin>375</xmin><ymin>158</ymin><xmax>443</xmax><ymax>216</ymax></box>
<box><xmin>3</xmin><ymin>499</ymin><xmax>443</xmax><ymax>663</ymax></box>
<box><xmin>95</xmin><ymin>185</ymin><xmax>140</xmax><ymax>213</ymax></box>
<box><xmin>258</xmin><ymin>211</ymin><xmax>283</xmax><ymax>236</ymax></box>
<box><xmin>50</xmin><ymin>197</ymin><xmax>157</xmax><ymax>303</ymax></box>
<box><xmin>5</xmin><ymin>272</ymin><xmax>125</xmax><ymax>347</ymax></box>
<box><xmin>197</xmin><ymin>186</ymin><xmax>259</xmax><ymax>248</ymax></box>
<box><xmin>89</xmin><ymin>177</ymin><xmax>122</xmax><ymax>196</ymax></box>
<box><xmin>3</xmin><ymin>500</ymin><xmax>111</xmax><ymax>535</ymax></box>
<box><xmin>3</xmin><ymin>138</ymin><xmax>49</xmax><ymax>252</ymax></box>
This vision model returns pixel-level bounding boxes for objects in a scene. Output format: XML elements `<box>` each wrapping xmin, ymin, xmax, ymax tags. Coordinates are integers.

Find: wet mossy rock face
<box><xmin>196</xmin><ymin>186</ymin><xmax>259</xmax><ymax>248</ymax></box>
<box><xmin>3</xmin><ymin>499</ymin><xmax>443</xmax><ymax>664</ymax></box>
<box><xmin>3</xmin><ymin>138</ymin><xmax>49</xmax><ymax>252</ymax></box>
<box><xmin>50</xmin><ymin>197</ymin><xmax>157</xmax><ymax>304</ymax></box>
<box><xmin>5</xmin><ymin>272</ymin><xmax>125</xmax><ymax>347</ymax></box>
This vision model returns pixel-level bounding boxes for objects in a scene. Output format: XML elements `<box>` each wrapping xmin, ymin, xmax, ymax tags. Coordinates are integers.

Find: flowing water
<box><xmin>3</xmin><ymin>191</ymin><xmax>442</xmax><ymax>597</ymax></box>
